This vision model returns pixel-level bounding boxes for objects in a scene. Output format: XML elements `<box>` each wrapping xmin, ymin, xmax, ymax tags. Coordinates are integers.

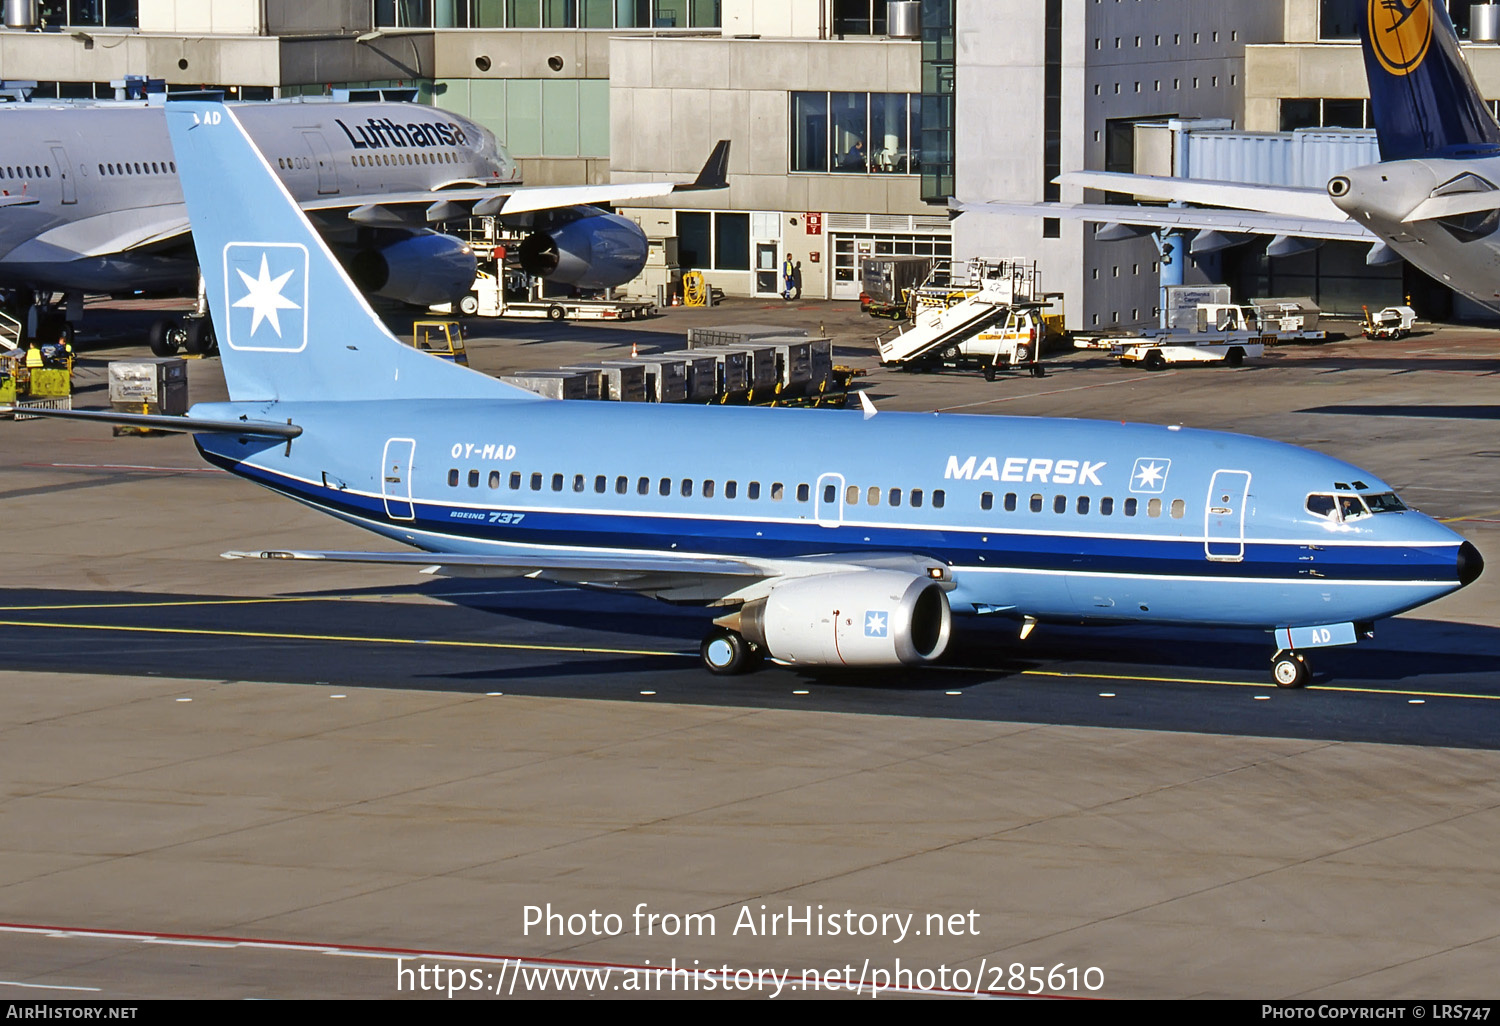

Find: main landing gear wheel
<box><xmin>148</xmin><ymin>317</ymin><xmax>186</xmax><ymax>356</ymax></box>
<box><xmin>1271</xmin><ymin>651</ymin><xmax>1311</xmax><ymax>688</ymax></box>
<box><xmin>701</xmin><ymin>627</ymin><xmax>761</xmax><ymax>675</ymax></box>
<box><xmin>185</xmin><ymin>317</ymin><xmax>217</xmax><ymax>356</ymax></box>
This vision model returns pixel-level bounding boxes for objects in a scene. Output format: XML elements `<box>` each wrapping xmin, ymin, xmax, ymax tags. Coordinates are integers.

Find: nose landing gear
<box><xmin>1271</xmin><ymin>650</ymin><xmax>1310</xmax><ymax>688</ymax></box>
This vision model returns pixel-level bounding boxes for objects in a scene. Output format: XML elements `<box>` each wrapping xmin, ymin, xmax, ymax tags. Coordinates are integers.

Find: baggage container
<box><xmin>108</xmin><ymin>357</ymin><xmax>187</xmax><ymax>414</ymax></box>
<box><xmin>611</xmin><ymin>356</ymin><xmax>687</xmax><ymax>403</ymax></box>
<box><xmin>654</xmin><ymin>350</ymin><xmax>719</xmax><ymax>402</ymax></box>
<box><xmin>500</xmin><ymin>370</ymin><xmax>593</xmax><ymax>401</ymax></box>
<box><xmin>560</xmin><ymin>362</ymin><xmax>647</xmax><ymax>402</ymax></box>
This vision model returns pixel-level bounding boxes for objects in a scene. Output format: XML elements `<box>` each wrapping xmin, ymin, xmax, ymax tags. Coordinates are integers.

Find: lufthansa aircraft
<box><xmin>0</xmin><ymin>97</ymin><xmax>727</xmax><ymax>348</ymax></box>
<box><xmin>957</xmin><ymin>1</ymin><xmax>1500</xmax><ymax>311</ymax></box>
<box><xmin>12</xmin><ymin>99</ymin><xmax>1483</xmax><ymax>688</ymax></box>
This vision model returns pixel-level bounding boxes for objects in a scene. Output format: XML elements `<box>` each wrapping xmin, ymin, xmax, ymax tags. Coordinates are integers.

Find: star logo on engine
<box><xmin>222</xmin><ymin>242</ymin><xmax>309</xmax><ymax>352</ymax></box>
<box><xmin>1130</xmin><ymin>457</ymin><xmax>1172</xmax><ymax>494</ymax></box>
<box><xmin>864</xmin><ymin>612</ymin><xmax>888</xmax><ymax>638</ymax></box>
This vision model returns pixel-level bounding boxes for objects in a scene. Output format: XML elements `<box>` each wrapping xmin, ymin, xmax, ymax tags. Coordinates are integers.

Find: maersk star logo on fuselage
<box><xmin>1129</xmin><ymin>457</ymin><xmax>1172</xmax><ymax>494</ymax></box>
<box><xmin>223</xmin><ymin>243</ymin><xmax>309</xmax><ymax>352</ymax></box>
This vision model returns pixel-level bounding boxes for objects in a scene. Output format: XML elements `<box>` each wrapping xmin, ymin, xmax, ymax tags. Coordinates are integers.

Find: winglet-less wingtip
<box><xmin>857</xmin><ymin>389</ymin><xmax>878</xmax><ymax>419</ymax></box>
<box><xmin>679</xmin><ymin>140</ymin><xmax>731</xmax><ymax>191</ymax></box>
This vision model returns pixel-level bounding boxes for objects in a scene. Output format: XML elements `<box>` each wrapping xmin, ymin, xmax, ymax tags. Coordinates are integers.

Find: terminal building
<box><xmin>0</xmin><ymin>1</ymin><xmax>1496</xmax><ymax>325</ymax></box>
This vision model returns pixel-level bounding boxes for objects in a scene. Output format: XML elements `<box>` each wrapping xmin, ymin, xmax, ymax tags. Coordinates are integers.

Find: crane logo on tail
<box><xmin>1369</xmin><ymin>0</ymin><xmax>1433</xmax><ymax>76</ymax></box>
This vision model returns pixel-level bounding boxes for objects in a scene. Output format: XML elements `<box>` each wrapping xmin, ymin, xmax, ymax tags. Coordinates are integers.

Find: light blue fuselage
<box><xmin>193</xmin><ymin>399</ymin><xmax>1470</xmax><ymax>630</ymax></box>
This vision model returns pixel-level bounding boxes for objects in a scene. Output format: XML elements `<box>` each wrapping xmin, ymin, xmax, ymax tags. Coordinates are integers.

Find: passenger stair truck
<box><xmin>875</xmin><ymin>259</ymin><xmax>1044</xmax><ymax>374</ymax></box>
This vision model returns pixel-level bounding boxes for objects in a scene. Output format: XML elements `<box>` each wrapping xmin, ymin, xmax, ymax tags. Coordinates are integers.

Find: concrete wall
<box><xmin>0</xmin><ymin>30</ymin><xmax>282</xmax><ymax>85</ymax></box>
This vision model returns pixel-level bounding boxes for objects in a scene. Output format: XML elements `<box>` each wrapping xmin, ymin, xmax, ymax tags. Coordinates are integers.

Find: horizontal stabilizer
<box><xmin>1402</xmin><ymin>190</ymin><xmax>1500</xmax><ymax>223</ymax></box>
<box><xmin>1</xmin><ymin>406</ymin><xmax>301</xmax><ymax>438</ymax></box>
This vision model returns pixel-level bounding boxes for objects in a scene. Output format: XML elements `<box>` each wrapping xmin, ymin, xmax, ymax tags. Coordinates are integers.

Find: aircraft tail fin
<box><xmin>1361</xmin><ymin>0</ymin><xmax>1500</xmax><ymax>160</ymax></box>
<box><xmin>163</xmin><ymin>100</ymin><xmax>539</xmax><ymax>405</ymax></box>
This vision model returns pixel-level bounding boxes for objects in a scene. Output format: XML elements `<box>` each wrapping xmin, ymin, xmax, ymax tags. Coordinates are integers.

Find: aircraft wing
<box><xmin>300</xmin><ymin>139</ymin><xmax>731</xmax><ymax>222</ymax></box>
<box><xmin>1058</xmin><ymin>170</ymin><xmax>1347</xmax><ymax>220</ymax></box>
<box><xmin>952</xmin><ymin>199</ymin><xmax>1377</xmax><ymax>242</ymax></box>
<box><xmin>223</xmin><ymin>545</ymin><xmax>947</xmax><ymax>605</ymax></box>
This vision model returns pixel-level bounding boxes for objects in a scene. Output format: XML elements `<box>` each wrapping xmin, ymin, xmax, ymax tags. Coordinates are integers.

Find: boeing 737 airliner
<box><xmin>14</xmin><ymin>100</ymin><xmax>1484</xmax><ymax>688</ymax></box>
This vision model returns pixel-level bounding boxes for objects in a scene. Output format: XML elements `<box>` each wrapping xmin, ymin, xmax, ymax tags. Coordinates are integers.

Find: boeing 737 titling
<box><xmin>9</xmin><ymin>99</ymin><xmax>1483</xmax><ymax>688</ymax></box>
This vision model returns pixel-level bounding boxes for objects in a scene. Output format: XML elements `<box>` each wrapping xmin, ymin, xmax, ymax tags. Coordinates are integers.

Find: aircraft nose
<box><xmin>1458</xmin><ymin>541</ymin><xmax>1485</xmax><ymax>587</ymax></box>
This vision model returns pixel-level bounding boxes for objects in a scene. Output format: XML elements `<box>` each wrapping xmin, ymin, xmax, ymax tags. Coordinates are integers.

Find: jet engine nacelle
<box><xmin>349</xmin><ymin>231</ymin><xmax>477</xmax><ymax>307</ymax></box>
<box><xmin>737</xmin><ymin>571</ymin><xmax>953</xmax><ymax>668</ymax></box>
<box><xmin>518</xmin><ymin>213</ymin><xmax>649</xmax><ymax>290</ymax></box>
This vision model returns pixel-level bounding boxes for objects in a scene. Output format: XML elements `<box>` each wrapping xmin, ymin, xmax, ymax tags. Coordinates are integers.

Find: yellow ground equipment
<box><xmin>0</xmin><ymin>344</ymin><xmax>73</xmax><ymax>417</ymax></box>
<box><xmin>411</xmin><ymin>320</ymin><xmax>469</xmax><ymax>366</ymax></box>
<box><xmin>682</xmin><ymin>271</ymin><xmax>709</xmax><ymax>307</ymax></box>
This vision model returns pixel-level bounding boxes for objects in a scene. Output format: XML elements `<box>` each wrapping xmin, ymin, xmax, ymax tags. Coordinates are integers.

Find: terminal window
<box><xmin>791</xmin><ymin>92</ymin><xmax>922</xmax><ymax>175</ymax></box>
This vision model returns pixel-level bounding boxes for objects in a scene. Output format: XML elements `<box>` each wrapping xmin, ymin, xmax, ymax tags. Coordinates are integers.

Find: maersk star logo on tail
<box><xmin>223</xmin><ymin>242</ymin><xmax>308</xmax><ymax>352</ymax></box>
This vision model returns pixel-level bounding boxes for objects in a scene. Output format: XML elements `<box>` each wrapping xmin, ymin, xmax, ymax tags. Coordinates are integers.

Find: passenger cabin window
<box><xmin>447</xmin><ymin>469</ymin><xmax>459</xmax><ymax>487</ymax></box>
<box><xmin>1004</xmin><ymin>493</ymin><xmax>1017</xmax><ymax>512</ymax></box>
<box><xmin>595</xmin><ymin>475</ymin><xmax>607</xmax><ymax>493</ymax></box>
<box><xmin>797</xmin><ymin>484</ymin><xmax>810</xmax><ymax>502</ymax></box>
<box><xmin>660</xmin><ymin>477</ymin><xmax>671</xmax><ymax>496</ymax></box>
<box><xmin>1030</xmin><ymin>494</ymin><xmax>1043</xmax><ymax>513</ymax></box>
<box><xmin>911</xmin><ymin>489</ymin><xmax>924</xmax><ymax>507</ymax></box>
<box><xmin>749</xmin><ymin>482</ymin><xmax>761</xmax><ymax>500</ymax></box>
<box><xmin>468</xmin><ymin>470</ymin><xmax>479</xmax><ymax>488</ymax></box>
<box><xmin>726</xmin><ymin>481</ymin><xmax>738</xmax><ymax>499</ymax></box>
<box><xmin>530</xmin><ymin>472</ymin><xmax>542</xmax><ymax>491</ymax></box>
<box><xmin>551</xmin><ymin>474</ymin><xmax>564</xmax><ymax>492</ymax></box>
<box><xmin>825</xmin><ymin>483</ymin><xmax>838</xmax><ymax>504</ymax></box>
<box><xmin>1100</xmin><ymin>497</ymin><xmax>1114</xmax><ymax>516</ymax></box>
<box><xmin>704</xmin><ymin>480</ymin><xmax>716</xmax><ymax>498</ymax></box>
<box><xmin>772</xmin><ymin>483</ymin><xmax>784</xmax><ymax>501</ymax></box>
<box><xmin>488</xmin><ymin>471</ymin><xmax>501</xmax><ymax>489</ymax></box>
<box><xmin>1053</xmin><ymin>495</ymin><xmax>1067</xmax><ymax>514</ymax></box>
<box><xmin>1077</xmin><ymin>496</ymin><xmax>1090</xmax><ymax>515</ymax></box>
<box><xmin>888</xmin><ymin>488</ymin><xmax>901</xmax><ymax>506</ymax></box>
<box><xmin>1170</xmin><ymin>499</ymin><xmax>1185</xmax><ymax>519</ymax></box>
<box><xmin>932</xmin><ymin>490</ymin><xmax>945</xmax><ymax>509</ymax></box>
<box><xmin>573</xmin><ymin>474</ymin><xmax>585</xmax><ymax>493</ymax></box>
<box><xmin>510</xmin><ymin>472</ymin><xmax>521</xmax><ymax>490</ymax></box>
<box><xmin>638</xmin><ymin>477</ymin><xmax>650</xmax><ymax>495</ymax></box>
<box><xmin>981</xmin><ymin>492</ymin><xmax>994</xmax><ymax>511</ymax></box>
<box><xmin>1148</xmin><ymin>498</ymin><xmax>1162</xmax><ymax>518</ymax></box>
<box><xmin>1124</xmin><ymin>498</ymin><xmax>1138</xmax><ymax>516</ymax></box>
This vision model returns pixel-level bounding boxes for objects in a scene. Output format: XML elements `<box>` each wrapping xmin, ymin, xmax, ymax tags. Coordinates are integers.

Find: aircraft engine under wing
<box><xmin>347</xmin><ymin>229</ymin><xmax>477</xmax><ymax>307</ymax></box>
<box><xmin>517</xmin><ymin>210</ymin><xmax>649</xmax><ymax>290</ymax></box>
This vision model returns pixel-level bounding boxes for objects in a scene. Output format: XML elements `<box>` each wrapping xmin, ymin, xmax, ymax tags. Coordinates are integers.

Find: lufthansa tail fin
<box><xmin>163</xmin><ymin>100</ymin><xmax>538</xmax><ymax>405</ymax></box>
<box><xmin>1361</xmin><ymin>0</ymin><xmax>1500</xmax><ymax>160</ymax></box>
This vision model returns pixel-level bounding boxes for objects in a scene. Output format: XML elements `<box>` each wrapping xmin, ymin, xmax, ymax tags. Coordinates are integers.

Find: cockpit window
<box><xmin>1362</xmin><ymin>492</ymin><xmax>1407</xmax><ymax>513</ymax></box>
<box><xmin>1337</xmin><ymin>494</ymin><xmax>1370</xmax><ymax>520</ymax></box>
<box><xmin>1306</xmin><ymin>494</ymin><xmax>1336</xmax><ymax>519</ymax></box>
